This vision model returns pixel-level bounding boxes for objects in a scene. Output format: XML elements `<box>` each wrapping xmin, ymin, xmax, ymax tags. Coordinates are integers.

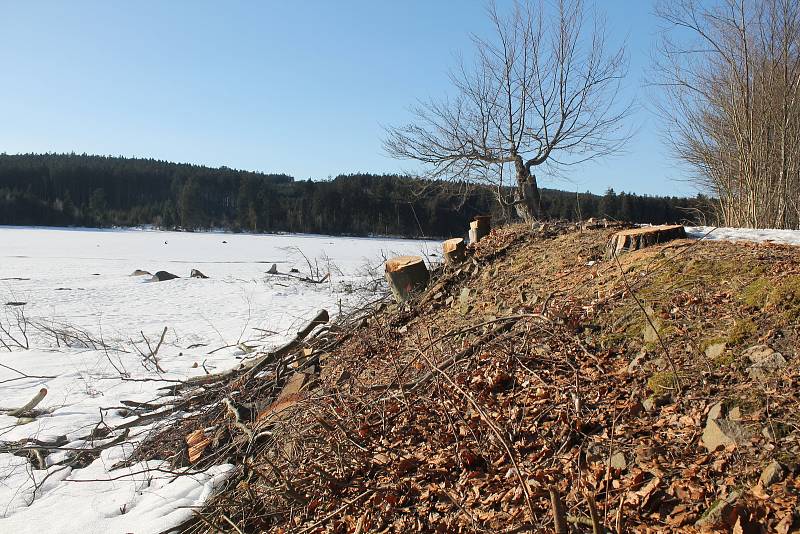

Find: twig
<box><xmin>550</xmin><ymin>486</ymin><xmax>568</xmax><ymax>534</ymax></box>
<box><xmin>295</xmin><ymin>490</ymin><xmax>373</xmax><ymax>534</ymax></box>
<box><xmin>221</xmin><ymin>514</ymin><xmax>245</xmax><ymax>534</ymax></box>
<box><xmin>586</xmin><ymin>492</ymin><xmax>605</xmax><ymax>534</ymax></box>
<box><xmin>0</xmin><ymin>363</ymin><xmax>57</xmax><ymax>383</ymax></box>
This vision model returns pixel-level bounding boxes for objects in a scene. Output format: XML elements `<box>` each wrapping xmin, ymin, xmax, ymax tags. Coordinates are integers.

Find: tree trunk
<box><xmin>514</xmin><ymin>156</ymin><xmax>542</xmax><ymax>221</ymax></box>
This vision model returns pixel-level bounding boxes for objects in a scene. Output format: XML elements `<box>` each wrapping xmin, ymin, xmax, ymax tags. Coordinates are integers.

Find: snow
<box><xmin>687</xmin><ymin>225</ymin><xmax>800</xmax><ymax>246</ymax></box>
<box><xmin>0</xmin><ymin>226</ymin><xmax>437</xmax><ymax>533</ymax></box>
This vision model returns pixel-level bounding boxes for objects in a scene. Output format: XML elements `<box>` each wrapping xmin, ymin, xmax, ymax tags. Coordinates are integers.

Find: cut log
<box><xmin>385</xmin><ymin>256</ymin><xmax>430</xmax><ymax>303</ymax></box>
<box><xmin>470</xmin><ymin>215</ymin><xmax>491</xmax><ymax>243</ymax></box>
<box><xmin>256</xmin><ymin>371</ymin><xmax>312</xmax><ymax>426</ymax></box>
<box><xmin>442</xmin><ymin>238</ymin><xmax>466</xmax><ymax>265</ymax></box>
<box><xmin>186</xmin><ymin>428</ymin><xmax>211</xmax><ymax>463</ymax></box>
<box><xmin>605</xmin><ymin>225</ymin><xmax>687</xmax><ymax>258</ymax></box>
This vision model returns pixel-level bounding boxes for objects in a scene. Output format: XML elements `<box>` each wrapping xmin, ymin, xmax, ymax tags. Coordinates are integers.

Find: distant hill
<box><xmin>0</xmin><ymin>153</ymin><xmax>713</xmax><ymax>237</ymax></box>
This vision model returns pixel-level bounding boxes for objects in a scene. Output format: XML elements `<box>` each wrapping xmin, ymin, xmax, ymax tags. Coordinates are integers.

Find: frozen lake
<box><xmin>0</xmin><ymin>226</ymin><xmax>436</xmax><ymax>533</ymax></box>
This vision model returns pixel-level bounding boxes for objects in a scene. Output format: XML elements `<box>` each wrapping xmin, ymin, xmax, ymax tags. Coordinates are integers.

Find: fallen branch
<box><xmin>6</xmin><ymin>388</ymin><xmax>47</xmax><ymax>417</ymax></box>
<box><xmin>550</xmin><ymin>486</ymin><xmax>568</xmax><ymax>534</ymax></box>
<box><xmin>0</xmin><ymin>363</ymin><xmax>57</xmax><ymax>385</ymax></box>
<box><xmin>185</xmin><ymin>309</ymin><xmax>329</xmax><ymax>386</ymax></box>
<box><xmin>586</xmin><ymin>492</ymin><xmax>605</xmax><ymax>534</ymax></box>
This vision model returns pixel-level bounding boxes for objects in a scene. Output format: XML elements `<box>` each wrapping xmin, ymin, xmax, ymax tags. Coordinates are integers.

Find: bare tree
<box><xmin>384</xmin><ymin>0</ymin><xmax>632</xmax><ymax>221</ymax></box>
<box><xmin>653</xmin><ymin>0</ymin><xmax>800</xmax><ymax>229</ymax></box>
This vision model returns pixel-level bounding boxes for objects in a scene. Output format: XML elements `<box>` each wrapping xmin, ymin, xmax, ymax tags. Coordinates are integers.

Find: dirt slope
<box><xmin>177</xmin><ymin>223</ymin><xmax>800</xmax><ymax>533</ymax></box>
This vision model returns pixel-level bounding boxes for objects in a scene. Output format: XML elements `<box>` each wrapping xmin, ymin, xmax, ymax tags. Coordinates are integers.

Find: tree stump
<box><xmin>470</xmin><ymin>215</ymin><xmax>491</xmax><ymax>244</ymax></box>
<box><xmin>605</xmin><ymin>225</ymin><xmax>687</xmax><ymax>258</ymax></box>
<box><xmin>442</xmin><ymin>238</ymin><xmax>466</xmax><ymax>265</ymax></box>
<box><xmin>385</xmin><ymin>256</ymin><xmax>430</xmax><ymax>303</ymax></box>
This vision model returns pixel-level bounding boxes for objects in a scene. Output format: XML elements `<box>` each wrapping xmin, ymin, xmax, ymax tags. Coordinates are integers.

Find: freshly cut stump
<box><xmin>186</xmin><ymin>429</ymin><xmax>211</xmax><ymax>463</ymax></box>
<box><xmin>470</xmin><ymin>215</ymin><xmax>492</xmax><ymax>244</ymax></box>
<box><xmin>385</xmin><ymin>255</ymin><xmax>430</xmax><ymax>303</ymax></box>
<box><xmin>442</xmin><ymin>238</ymin><xmax>466</xmax><ymax>265</ymax></box>
<box><xmin>605</xmin><ymin>225</ymin><xmax>687</xmax><ymax>258</ymax></box>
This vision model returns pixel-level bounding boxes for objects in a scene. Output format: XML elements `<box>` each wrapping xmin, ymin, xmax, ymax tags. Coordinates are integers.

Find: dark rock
<box><xmin>190</xmin><ymin>269</ymin><xmax>209</xmax><ymax>279</ymax></box>
<box><xmin>151</xmin><ymin>271</ymin><xmax>180</xmax><ymax>282</ymax></box>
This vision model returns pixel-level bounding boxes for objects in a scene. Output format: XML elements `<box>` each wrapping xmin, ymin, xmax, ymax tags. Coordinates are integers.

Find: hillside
<box><xmin>0</xmin><ymin>153</ymin><xmax>710</xmax><ymax>236</ymax></box>
<box><xmin>134</xmin><ymin>223</ymin><xmax>799</xmax><ymax>532</ymax></box>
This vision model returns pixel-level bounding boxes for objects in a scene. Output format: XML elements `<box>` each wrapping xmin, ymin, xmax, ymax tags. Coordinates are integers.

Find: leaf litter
<box><xmin>134</xmin><ymin>222</ymin><xmax>800</xmax><ymax>533</ymax></box>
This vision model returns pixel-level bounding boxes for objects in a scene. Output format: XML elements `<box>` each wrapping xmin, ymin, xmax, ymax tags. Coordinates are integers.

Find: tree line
<box><xmin>0</xmin><ymin>153</ymin><xmax>710</xmax><ymax>237</ymax></box>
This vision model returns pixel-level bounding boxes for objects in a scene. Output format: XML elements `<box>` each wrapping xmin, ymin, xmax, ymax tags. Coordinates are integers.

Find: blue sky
<box><xmin>0</xmin><ymin>1</ymin><xmax>695</xmax><ymax>196</ymax></box>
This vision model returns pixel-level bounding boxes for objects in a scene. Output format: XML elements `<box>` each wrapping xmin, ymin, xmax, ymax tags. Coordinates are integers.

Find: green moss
<box><xmin>727</xmin><ymin>318</ymin><xmax>757</xmax><ymax>345</ymax></box>
<box><xmin>600</xmin><ymin>331</ymin><xmax>629</xmax><ymax>349</ymax></box>
<box><xmin>647</xmin><ymin>370</ymin><xmax>684</xmax><ymax>395</ymax></box>
<box><xmin>740</xmin><ymin>275</ymin><xmax>800</xmax><ymax>322</ymax></box>
<box><xmin>643</xmin><ymin>341</ymin><xmax>660</xmax><ymax>352</ymax></box>
<box><xmin>741</xmin><ymin>278</ymin><xmax>772</xmax><ymax>308</ymax></box>
<box><xmin>712</xmin><ymin>351</ymin><xmax>737</xmax><ymax>367</ymax></box>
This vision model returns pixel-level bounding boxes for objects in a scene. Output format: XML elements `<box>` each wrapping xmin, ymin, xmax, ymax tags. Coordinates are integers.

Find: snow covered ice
<box><xmin>687</xmin><ymin>225</ymin><xmax>800</xmax><ymax>246</ymax></box>
<box><xmin>0</xmin><ymin>227</ymin><xmax>436</xmax><ymax>533</ymax></box>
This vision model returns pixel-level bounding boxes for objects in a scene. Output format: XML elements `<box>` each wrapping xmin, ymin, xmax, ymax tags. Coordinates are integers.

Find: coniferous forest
<box><xmin>0</xmin><ymin>153</ymin><xmax>712</xmax><ymax>237</ymax></box>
